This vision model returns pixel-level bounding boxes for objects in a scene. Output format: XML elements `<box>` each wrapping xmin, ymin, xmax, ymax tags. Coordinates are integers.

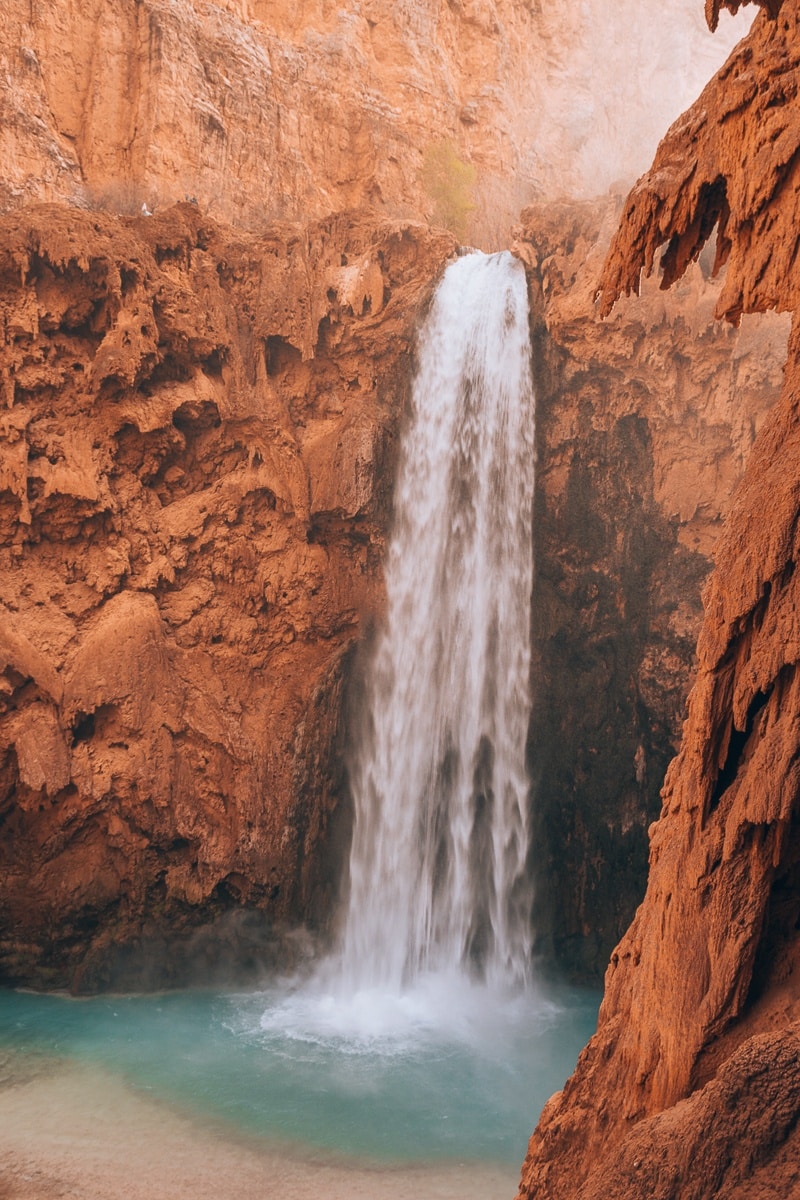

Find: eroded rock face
<box><xmin>0</xmin><ymin>190</ymin><xmax>785</xmax><ymax>996</ymax></box>
<box><xmin>518</xmin><ymin>3</ymin><xmax>800</xmax><ymax>1196</ymax></box>
<box><xmin>0</xmin><ymin>201</ymin><xmax>454</xmax><ymax>991</ymax></box>
<box><xmin>0</xmin><ymin>0</ymin><xmax>781</xmax><ymax>1006</ymax></box>
<box><xmin>0</xmin><ymin>0</ymin><xmax>747</xmax><ymax>246</ymax></box>
<box><xmin>516</xmin><ymin>198</ymin><xmax>787</xmax><ymax>979</ymax></box>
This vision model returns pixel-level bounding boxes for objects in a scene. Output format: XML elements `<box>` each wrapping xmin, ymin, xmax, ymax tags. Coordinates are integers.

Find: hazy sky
<box><xmin>535</xmin><ymin>0</ymin><xmax>754</xmax><ymax>197</ymax></box>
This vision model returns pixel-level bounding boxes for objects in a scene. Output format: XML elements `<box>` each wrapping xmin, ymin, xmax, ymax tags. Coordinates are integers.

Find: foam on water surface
<box><xmin>0</xmin><ymin>982</ymin><xmax>598</xmax><ymax>1169</ymax></box>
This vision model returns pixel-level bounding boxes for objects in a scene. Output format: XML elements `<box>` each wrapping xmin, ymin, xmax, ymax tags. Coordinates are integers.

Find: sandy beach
<box><xmin>0</xmin><ymin>1054</ymin><xmax>519</xmax><ymax>1200</ymax></box>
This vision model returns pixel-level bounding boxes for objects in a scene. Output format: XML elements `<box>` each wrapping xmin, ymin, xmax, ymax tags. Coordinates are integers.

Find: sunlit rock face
<box><xmin>514</xmin><ymin>0</ymin><xmax>751</xmax><ymax>201</ymax></box>
<box><xmin>1</xmin><ymin>0</ymin><xmax>749</xmax><ymax>246</ymax></box>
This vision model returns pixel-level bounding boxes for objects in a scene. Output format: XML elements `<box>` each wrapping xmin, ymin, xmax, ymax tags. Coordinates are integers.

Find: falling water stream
<box><xmin>0</xmin><ymin>252</ymin><xmax>599</xmax><ymax>1198</ymax></box>
<box><xmin>341</xmin><ymin>250</ymin><xmax>535</xmax><ymax>993</ymax></box>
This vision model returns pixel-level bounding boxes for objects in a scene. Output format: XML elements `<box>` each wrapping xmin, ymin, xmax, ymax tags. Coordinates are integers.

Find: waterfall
<box><xmin>339</xmin><ymin>250</ymin><xmax>536</xmax><ymax>993</ymax></box>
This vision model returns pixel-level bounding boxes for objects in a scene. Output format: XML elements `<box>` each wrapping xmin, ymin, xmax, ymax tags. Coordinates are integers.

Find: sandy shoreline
<box><xmin>0</xmin><ymin>1054</ymin><xmax>519</xmax><ymax>1200</ymax></box>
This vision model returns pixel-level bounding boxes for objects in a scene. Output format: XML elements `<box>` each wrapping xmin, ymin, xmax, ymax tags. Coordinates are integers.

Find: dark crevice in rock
<box><xmin>710</xmin><ymin>686</ymin><xmax>771</xmax><ymax>811</ymax></box>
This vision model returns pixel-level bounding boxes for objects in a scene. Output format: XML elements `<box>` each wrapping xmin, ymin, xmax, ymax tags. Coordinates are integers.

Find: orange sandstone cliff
<box><xmin>518</xmin><ymin>2</ymin><xmax>800</xmax><ymax>1196</ymax></box>
<box><xmin>0</xmin><ymin>196</ymin><xmax>786</xmax><ymax>994</ymax></box>
<box><xmin>0</xmin><ymin>0</ymin><xmax>554</xmax><ymax>245</ymax></box>
<box><xmin>0</xmin><ymin>0</ymin><xmax>745</xmax><ymax>247</ymax></box>
<box><xmin>0</xmin><ymin>202</ymin><xmax>454</xmax><ymax>990</ymax></box>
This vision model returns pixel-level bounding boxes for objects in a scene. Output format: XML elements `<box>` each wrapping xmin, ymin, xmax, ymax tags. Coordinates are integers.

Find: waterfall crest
<box><xmin>339</xmin><ymin>250</ymin><xmax>536</xmax><ymax>993</ymax></box>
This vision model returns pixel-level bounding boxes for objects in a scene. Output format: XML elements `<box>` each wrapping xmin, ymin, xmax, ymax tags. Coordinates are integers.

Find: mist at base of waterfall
<box><xmin>0</xmin><ymin>978</ymin><xmax>598</xmax><ymax>1169</ymax></box>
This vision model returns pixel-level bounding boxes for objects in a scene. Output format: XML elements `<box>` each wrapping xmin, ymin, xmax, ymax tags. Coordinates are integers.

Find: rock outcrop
<box><xmin>0</xmin><ymin>201</ymin><xmax>454</xmax><ymax>990</ymax></box>
<box><xmin>518</xmin><ymin>2</ymin><xmax>800</xmax><ymax>1196</ymax></box>
<box><xmin>515</xmin><ymin>199</ymin><xmax>787</xmax><ymax>979</ymax></box>
<box><xmin>0</xmin><ymin>189</ymin><xmax>786</xmax><ymax>994</ymax></box>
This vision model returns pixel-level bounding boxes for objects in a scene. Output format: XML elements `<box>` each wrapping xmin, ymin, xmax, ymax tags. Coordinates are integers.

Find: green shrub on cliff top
<box><xmin>420</xmin><ymin>140</ymin><xmax>477</xmax><ymax>242</ymax></box>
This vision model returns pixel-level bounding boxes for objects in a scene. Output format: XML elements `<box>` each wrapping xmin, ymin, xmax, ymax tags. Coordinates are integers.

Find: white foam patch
<box><xmin>244</xmin><ymin>972</ymin><xmax>562</xmax><ymax>1061</ymax></box>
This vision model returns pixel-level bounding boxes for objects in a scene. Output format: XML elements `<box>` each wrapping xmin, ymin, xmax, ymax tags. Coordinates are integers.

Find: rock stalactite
<box><xmin>519</xmin><ymin>4</ymin><xmax>800</xmax><ymax>1197</ymax></box>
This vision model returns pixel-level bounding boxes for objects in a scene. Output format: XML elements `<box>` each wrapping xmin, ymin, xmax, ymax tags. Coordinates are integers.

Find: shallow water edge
<box><xmin>0</xmin><ymin>1054</ymin><xmax>520</xmax><ymax>1200</ymax></box>
<box><xmin>0</xmin><ymin>980</ymin><xmax>599</xmax><ymax>1198</ymax></box>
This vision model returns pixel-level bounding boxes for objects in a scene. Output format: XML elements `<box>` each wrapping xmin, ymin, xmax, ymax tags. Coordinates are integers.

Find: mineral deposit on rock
<box><xmin>0</xmin><ymin>202</ymin><xmax>454</xmax><ymax>989</ymax></box>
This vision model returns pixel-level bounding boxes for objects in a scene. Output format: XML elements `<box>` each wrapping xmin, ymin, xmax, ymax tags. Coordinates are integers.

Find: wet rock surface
<box><xmin>518</xmin><ymin>197</ymin><xmax>787</xmax><ymax>979</ymax></box>
<box><xmin>0</xmin><ymin>192</ymin><xmax>788</xmax><ymax>995</ymax></box>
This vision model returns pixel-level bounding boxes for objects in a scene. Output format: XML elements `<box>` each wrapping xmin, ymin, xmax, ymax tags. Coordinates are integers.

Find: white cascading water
<box><xmin>338</xmin><ymin>249</ymin><xmax>536</xmax><ymax>995</ymax></box>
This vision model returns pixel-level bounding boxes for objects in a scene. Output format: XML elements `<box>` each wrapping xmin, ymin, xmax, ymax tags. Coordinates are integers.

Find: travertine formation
<box><xmin>0</xmin><ymin>0</ymin><xmax>788</xmax><ymax>1016</ymax></box>
<box><xmin>0</xmin><ymin>202</ymin><xmax>454</xmax><ymax>989</ymax></box>
<box><xmin>519</xmin><ymin>2</ymin><xmax>800</xmax><ymax>1196</ymax></box>
<box><xmin>0</xmin><ymin>193</ymin><xmax>785</xmax><ymax>993</ymax></box>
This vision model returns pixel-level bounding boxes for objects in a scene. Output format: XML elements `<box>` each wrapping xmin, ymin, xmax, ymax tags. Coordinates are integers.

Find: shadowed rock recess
<box><xmin>516</xmin><ymin>199</ymin><xmax>786</xmax><ymax>979</ymax></box>
<box><xmin>518</xmin><ymin>2</ymin><xmax>800</xmax><ymax>1197</ymax></box>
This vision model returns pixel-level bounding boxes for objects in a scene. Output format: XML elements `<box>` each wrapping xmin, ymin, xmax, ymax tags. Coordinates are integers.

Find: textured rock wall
<box><xmin>0</xmin><ymin>0</ymin><xmax>747</xmax><ymax>246</ymax></box>
<box><xmin>0</xmin><ymin>201</ymin><xmax>454</xmax><ymax>991</ymax></box>
<box><xmin>518</xmin><ymin>3</ymin><xmax>800</xmax><ymax>1197</ymax></box>
<box><xmin>0</xmin><ymin>0</ymin><xmax>780</xmax><ymax>1002</ymax></box>
<box><xmin>516</xmin><ymin>199</ymin><xmax>787</xmax><ymax>979</ymax></box>
<box><xmin>0</xmin><ymin>189</ymin><xmax>785</xmax><ymax>994</ymax></box>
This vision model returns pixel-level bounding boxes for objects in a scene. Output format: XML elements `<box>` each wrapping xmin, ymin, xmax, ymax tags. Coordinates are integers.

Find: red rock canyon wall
<box><xmin>519</xmin><ymin>3</ymin><xmax>800</xmax><ymax>1196</ymax></box>
<box><xmin>0</xmin><ymin>202</ymin><xmax>454</xmax><ymax>990</ymax></box>
<box><xmin>0</xmin><ymin>0</ymin><xmax>786</xmax><ymax>998</ymax></box>
<box><xmin>0</xmin><ymin>0</ymin><xmax>746</xmax><ymax>247</ymax></box>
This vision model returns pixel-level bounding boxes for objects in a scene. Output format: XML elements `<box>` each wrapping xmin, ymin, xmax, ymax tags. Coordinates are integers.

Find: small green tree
<box><xmin>420</xmin><ymin>140</ymin><xmax>477</xmax><ymax>241</ymax></box>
